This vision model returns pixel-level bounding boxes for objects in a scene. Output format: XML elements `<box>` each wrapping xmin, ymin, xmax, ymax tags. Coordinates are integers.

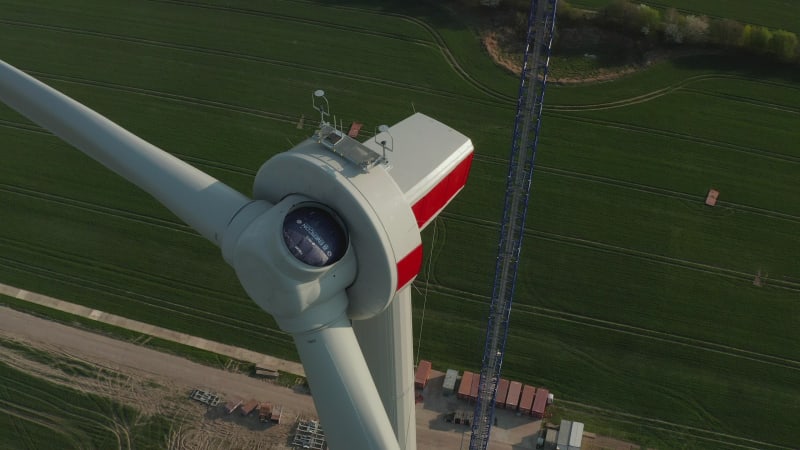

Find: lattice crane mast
<box><xmin>469</xmin><ymin>1</ymin><xmax>558</xmax><ymax>448</ymax></box>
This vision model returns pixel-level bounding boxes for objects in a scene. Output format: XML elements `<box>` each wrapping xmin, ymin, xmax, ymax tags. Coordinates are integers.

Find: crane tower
<box><xmin>469</xmin><ymin>0</ymin><xmax>558</xmax><ymax>448</ymax></box>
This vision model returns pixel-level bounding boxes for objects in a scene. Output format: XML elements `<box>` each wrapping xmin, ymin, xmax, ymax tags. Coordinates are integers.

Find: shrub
<box><xmin>769</xmin><ymin>30</ymin><xmax>799</xmax><ymax>62</ymax></box>
<box><xmin>599</xmin><ymin>0</ymin><xmax>660</xmax><ymax>36</ymax></box>
<box><xmin>682</xmin><ymin>15</ymin><xmax>709</xmax><ymax>44</ymax></box>
<box><xmin>636</xmin><ymin>4</ymin><xmax>661</xmax><ymax>36</ymax></box>
<box><xmin>709</xmin><ymin>18</ymin><xmax>744</xmax><ymax>48</ymax></box>
<box><xmin>558</xmin><ymin>1</ymin><xmax>589</xmax><ymax>23</ymax></box>
<box><xmin>741</xmin><ymin>24</ymin><xmax>773</xmax><ymax>53</ymax></box>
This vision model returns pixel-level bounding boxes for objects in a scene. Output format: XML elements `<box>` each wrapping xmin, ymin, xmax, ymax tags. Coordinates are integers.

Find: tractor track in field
<box><xmin>8</xmin><ymin>109</ymin><xmax>799</xmax><ymax>228</ymax></box>
<box><xmin>0</xmin><ymin>254</ymin><xmax>293</xmax><ymax>347</ymax></box>
<box><xmin>558</xmin><ymin>400</ymin><xmax>794</xmax><ymax>450</ymax></box>
<box><xmin>1</xmin><ymin>18</ymin><xmax>507</xmax><ymax>108</ymax></box>
<box><xmin>0</xmin><ymin>233</ymin><xmax>245</xmax><ymax>310</ymax></box>
<box><xmin>680</xmin><ymin>87</ymin><xmax>800</xmax><ymax>115</ymax></box>
<box><xmin>545</xmin><ymin>112</ymin><xmax>800</xmax><ymax>165</ymax></box>
<box><xmin>0</xmin><ymin>254</ymin><xmax>289</xmax><ymax>347</ymax></box>
<box><xmin>0</xmin><ymin>398</ymin><xmax>78</xmax><ymax>447</ymax></box>
<box><xmin>23</xmin><ymin>69</ymin><xmax>300</xmax><ymax>125</ymax></box>
<box><xmin>546</xmin><ymin>73</ymin><xmax>800</xmax><ymax>111</ymax></box>
<box><xmin>0</xmin><ymin>118</ymin><xmax>260</xmax><ymax>178</ymax></box>
<box><xmin>6</xmin><ymin>133</ymin><xmax>797</xmax><ymax>297</ymax></box>
<box><xmin>1</xmin><ymin>378</ymin><xmax>124</xmax><ymax>448</ymax></box>
<box><xmin>175</xmin><ymin>154</ymin><xmax>257</xmax><ymax>177</ymax></box>
<box><xmin>148</xmin><ymin>0</ymin><xmax>434</xmax><ymax>46</ymax></box>
<box><xmin>0</xmin><ymin>248</ymin><xmax>293</xmax><ymax>342</ymax></box>
<box><xmin>152</xmin><ymin>0</ymin><xmax>516</xmax><ymax>104</ymax></box>
<box><xmin>0</xmin><ymin>118</ymin><xmax>46</xmax><ymax>136</ymax></box>
<box><xmin>0</xmin><ymin>171</ymin><xmax>296</xmax><ymax>345</ymax></box>
<box><xmin>472</xmin><ymin>153</ymin><xmax>800</xmax><ymax>224</ymax></box>
<box><xmin>440</xmin><ymin>210</ymin><xmax>800</xmax><ymax>292</ymax></box>
<box><xmin>415</xmin><ymin>280</ymin><xmax>800</xmax><ymax>372</ymax></box>
<box><xmin>535</xmin><ymin>165</ymin><xmax>800</xmax><ymax>224</ymax></box>
<box><xmin>19</xmin><ymin>93</ymin><xmax>795</xmax><ymax>230</ymax></box>
<box><xmin>541</xmin><ymin>340</ymin><xmax>728</xmax><ymax>433</ymax></box>
<box><xmin>0</xmin><ymin>182</ymin><xmax>194</xmax><ymax>235</ymax></box>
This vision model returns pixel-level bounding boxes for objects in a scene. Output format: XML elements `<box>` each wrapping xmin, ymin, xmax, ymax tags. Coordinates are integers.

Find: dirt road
<box><xmin>0</xmin><ymin>306</ymin><xmax>531</xmax><ymax>449</ymax></box>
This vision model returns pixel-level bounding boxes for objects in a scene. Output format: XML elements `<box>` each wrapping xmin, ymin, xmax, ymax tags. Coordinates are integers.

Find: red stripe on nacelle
<box><xmin>396</xmin><ymin>245</ymin><xmax>423</xmax><ymax>290</ymax></box>
<box><xmin>411</xmin><ymin>152</ymin><xmax>474</xmax><ymax>229</ymax></box>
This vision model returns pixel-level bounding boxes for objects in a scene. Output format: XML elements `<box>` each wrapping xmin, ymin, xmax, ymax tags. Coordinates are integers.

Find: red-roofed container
<box><xmin>532</xmin><ymin>388</ymin><xmax>549</xmax><ymax>418</ymax></box>
<box><xmin>705</xmin><ymin>188</ymin><xmax>719</xmax><ymax>206</ymax></box>
<box><xmin>469</xmin><ymin>373</ymin><xmax>480</xmax><ymax>401</ymax></box>
<box><xmin>458</xmin><ymin>371</ymin><xmax>474</xmax><ymax>400</ymax></box>
<box><xmin>506</xmin><ymin>381</ymin><xmax>522</xmax><ymax>410</ymax></box>
<box><xmin>520</xmin><ymin>385</ymin><xmax>536</xmax><ymax>415</ymax></box>
<box><xmin>415</xmin><ymin>360</ymin><xmax>432</xmax><ymax>389</ymax></box>
<box><xmin>496</xmin><ymin>379</ymin><xmax>510</xmax><ymax>408</ymax></box>
<box><xmin>240</xmin><ymin>399</ymin><xmax>259</xmax><ymax>416</ymax></box>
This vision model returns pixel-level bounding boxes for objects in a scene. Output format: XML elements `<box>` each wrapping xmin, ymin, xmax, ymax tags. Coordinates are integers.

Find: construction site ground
<box><xmin>0</xmin><ymin>305</ymin><xmax>543</xmax><ymax>449</ymax></box>
<box><xmin>1</xmin><ymin>281</ymin><xmax>642</xmax><ymax>449</ymax></box>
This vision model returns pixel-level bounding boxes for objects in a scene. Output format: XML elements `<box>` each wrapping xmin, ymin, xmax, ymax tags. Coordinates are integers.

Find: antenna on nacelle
<box><xmin>375</xmin><ymin>124</ymin><xmax>393</xmax><ymax>164</ymax></box>
<box><xmin>312</xmin><ymin>89</ymin><xmax>330</xmax><ymax>126</ymax></box>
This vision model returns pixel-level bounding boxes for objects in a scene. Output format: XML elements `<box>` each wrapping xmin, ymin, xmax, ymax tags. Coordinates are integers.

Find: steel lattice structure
<box><xmin>469</xmin><ymin>1</ymin><xmax>558</xmax><ymax>448</ymax></box>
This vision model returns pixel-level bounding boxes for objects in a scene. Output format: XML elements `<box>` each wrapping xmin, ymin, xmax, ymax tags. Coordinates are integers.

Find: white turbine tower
<box><xmin>0</xmin><ymin>59</ymin><xmax>473</xmax><ymax>450</ymax></box>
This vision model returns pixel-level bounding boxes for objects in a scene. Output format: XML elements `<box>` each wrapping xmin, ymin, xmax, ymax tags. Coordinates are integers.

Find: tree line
<box><xmin>477</xmin><ymin>0</ymin><xmax>800</xmax><ymax>64</ymax></box>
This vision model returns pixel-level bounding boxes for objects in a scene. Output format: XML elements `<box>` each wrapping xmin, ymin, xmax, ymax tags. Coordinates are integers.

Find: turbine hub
<box><xmin>283</xmin><ymin>206</ymin><xmax>348</xmax><ymax>267</ymax></box>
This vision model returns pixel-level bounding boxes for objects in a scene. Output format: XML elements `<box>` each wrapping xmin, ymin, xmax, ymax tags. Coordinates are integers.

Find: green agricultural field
<box><xmin>1</xmin><ymin>0</ymin><xmax>798</xmax><ymax>449</ymax></box>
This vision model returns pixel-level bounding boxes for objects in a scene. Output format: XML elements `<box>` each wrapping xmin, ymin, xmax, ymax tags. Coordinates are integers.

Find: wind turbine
<box><xmin>0</xmin><ymin>59</ymin><xmax>473</xmax><ymax>450</ymax></box>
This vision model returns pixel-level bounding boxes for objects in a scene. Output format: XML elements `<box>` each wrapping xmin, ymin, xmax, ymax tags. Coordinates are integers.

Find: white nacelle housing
<box><xmin>253</xmin><ymin>113</ymin><xmax>473</xmax><ymax>321</ymax></box>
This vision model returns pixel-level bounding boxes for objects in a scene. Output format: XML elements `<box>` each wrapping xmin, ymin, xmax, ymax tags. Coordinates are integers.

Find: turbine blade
<box><xmin>353</xmin><ymin>287</ymin><xmax>417</xmax><ymax>450</ymax></box>
<box><xmin>294</xmin><ymin>300</ymin><xmax>400</xmax><ymax>450</ymax></box>
<box><xmin>0</xmin><ymin>59</ymin><xmax>248</xmax><ymax>245</ymax></box>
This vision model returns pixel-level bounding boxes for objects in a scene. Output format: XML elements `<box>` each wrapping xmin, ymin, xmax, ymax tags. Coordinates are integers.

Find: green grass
<box><xmin>1</xmin><ymin>0</ymin><xmax>799</xmax><ymax>448</ymax></box>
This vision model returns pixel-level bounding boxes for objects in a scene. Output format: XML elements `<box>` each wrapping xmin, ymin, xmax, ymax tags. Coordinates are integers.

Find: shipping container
<box><xmin>506</xmin><ymin>381</ymin><xmax>522</xmax><ymax>410</ymax></box>
<box><xmin>457</xmin><ymin>371</ymin><xmax>474</xmax><ymax>399</ymax></box>
<box><xmin>270</xmin><ymin>405</ymin><xmax>283</xmax><ymax>424</ymax></box>
<box><xmin>259</xmin><ymin>403</ymin><xmax>273</xmax><ymax>422</ymax></box>
<box><xmin>569</xmin><ymin>421</ymin><xmax>584</xmax><ymax>449</ymax></box>
<box><xmin>415</xmin><ymin>360</ymin><xmax>432</xmax><ymax>389</ymax></box>
<box><xmin>240</xmin><ymin>399</ymin><xmax>259</xmax><ymax>416</ymax></box>
<box><xmin>519</xmin><ymin>385</ymin><xmax>536</xmax><ymax>415</ymax></box>
<box><xmin>224</xmin><ymin>398</ymin><xmax>242</xmax><ymax>414</ymax></box>
<box><xmin>557</xmin><ymin>420</ymin><xmax>572</xmax><ymax>447</ymax></box>
<box><xmin>443</xmin><ymin>369</ymin><xmax>459</xmax><ymax>396</ymax></box>
<box><xmin>469</xmin><ymin>372</ymin><xmax>480</xmax><ymax>401</ymax></box>
<box><xmin>532</xmin><ymin>388</ymin><xmax>549</xmax><ymax>418</ymax></box>
<box><xmin>496</xmin><ymin>379</ymin><xmax>510</xmax><ymax>408</ymax></box>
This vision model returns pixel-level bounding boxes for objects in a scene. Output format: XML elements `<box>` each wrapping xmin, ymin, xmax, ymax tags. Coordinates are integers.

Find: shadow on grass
<box><xmin>313</xmin><ymin>0</ymin><xmax>474</xmax><ymax>30</ymax></box>
<box><xmin>671</xmin><ymin>52</ymin><xmax>800</xmax><ymax>84</ymax></box>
